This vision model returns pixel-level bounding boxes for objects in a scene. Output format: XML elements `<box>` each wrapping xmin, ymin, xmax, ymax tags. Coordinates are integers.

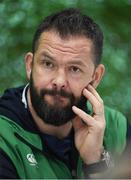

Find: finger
<box><xmin>83</xmin><ymin>88</ymin><xmax>104</xmax><ymax>115</ymax></box>
<box><xmin>87</xmin><ymin>84</ymin><xmax>103</xmax><ymax>103</ymax></box>
<box><xmin>72</xmin><ymin>106</ymin><xmax>94</xmax><ymax>126</ymax></box>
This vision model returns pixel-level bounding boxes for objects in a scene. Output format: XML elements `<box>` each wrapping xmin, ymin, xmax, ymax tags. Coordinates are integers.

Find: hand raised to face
<box><xmin>72</xmin><ymin>84</ymin><xmax>105</xmax><ymax>165</ymax></box>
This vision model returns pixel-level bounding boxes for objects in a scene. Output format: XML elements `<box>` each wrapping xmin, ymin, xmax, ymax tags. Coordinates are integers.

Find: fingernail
<box><xmin>72</xmin><ymin>106</ymin><xmax>78</xmax><ymax>111</ymax></box>
<box><xmin>83</xmin><ymin>88</ymin><xmax>88</xmax><ymax>94</ymax></box>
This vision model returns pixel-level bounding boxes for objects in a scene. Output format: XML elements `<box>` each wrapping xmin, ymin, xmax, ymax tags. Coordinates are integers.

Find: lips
<box><xmin>53</xmin><ymin>95</ymin><xmax>66</xmax><ymax>101</ymax></box>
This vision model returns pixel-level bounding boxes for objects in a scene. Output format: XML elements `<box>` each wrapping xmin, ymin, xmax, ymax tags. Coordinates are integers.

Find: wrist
<box><xmin>83</xmin><ymin>149</ymin><xmax>114</xmax><ymax>175</ymax></box>
<box><xmin>84</xmin><ymin>146</ymin><xmax>104</xmax><ymax>165</ymax></box>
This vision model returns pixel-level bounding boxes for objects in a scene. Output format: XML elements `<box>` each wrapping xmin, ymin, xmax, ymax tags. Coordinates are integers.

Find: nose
<box><xmin>52</xmin><ymin>69</ymin><xmax>68</xmax><ymax>90</ymax></box>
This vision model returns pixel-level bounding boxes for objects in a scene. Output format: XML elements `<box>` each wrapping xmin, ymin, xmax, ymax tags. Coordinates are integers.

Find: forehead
<box><xmin>35</xmin><ymin>31</ymin><xmax>94</xmax><ymax>66</ymax></box>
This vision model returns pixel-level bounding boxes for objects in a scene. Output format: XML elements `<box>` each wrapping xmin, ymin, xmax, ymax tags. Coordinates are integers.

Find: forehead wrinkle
<box><xmin>39</xmin><ymin>41</ymin><xmax>87</xmax><ymax>55</ymax></box>
<box><xmin>37</xmin><ymin>31</ymin><xmax>94</xmax><ymax>66</ymax></box>
<box><xmin>51</xmin><ymin>45</ymin><xmax>90</xmax><ymax>56</ymax></box>
<box><xmin>38</xmin><ymin>35</ymin><xmax>92</xmax><ymax>55</ymax></box>
<box><xmin>39</xmin><ymin>47</ymin><xmax>90</xmax><ymax>66</ymax></box>
<box><xmin>42</xmin><ymin>51</ymin><xmax>86</xmax><ymax>66</ymax></box>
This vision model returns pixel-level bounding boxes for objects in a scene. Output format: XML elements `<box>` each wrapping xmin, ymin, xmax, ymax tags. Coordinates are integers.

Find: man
<box><xmin>0</xmin><ymin>8</ymin><xmax>126</xmax><ymax>179</ymax></box>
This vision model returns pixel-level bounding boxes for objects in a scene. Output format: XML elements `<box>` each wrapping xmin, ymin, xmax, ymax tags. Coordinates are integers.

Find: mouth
<box><xmin>53</xmin><ymin>94</ymin><xmax>67</xmax><ymax>101</ymax></box>
<box><xmin>44</xmin><ymin>94</ymin><xmax>69</xmax><ymax>105</ymax></box>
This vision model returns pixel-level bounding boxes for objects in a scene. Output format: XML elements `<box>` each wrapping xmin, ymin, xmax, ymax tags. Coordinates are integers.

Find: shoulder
<box><xmin>0</xmin><ymin>115</ymin><xmax>19</xmax><ymax>131</ymax></box>
<box><xmin>104</xmin><ymin>106</ymin><xmax>127</xmax><ymax>154</ymax></box>
<box><xmin>0</xmin><ymin>115</ymin><xmax>21</xmax><ymax>147</ymax></box>
<box><xmin>104</xmin><ymin>105</ymin><xmax>127</xmax><ymax>128</ymax></box>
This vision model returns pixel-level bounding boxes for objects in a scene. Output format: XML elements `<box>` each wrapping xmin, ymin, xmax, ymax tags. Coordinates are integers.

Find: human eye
<box><xmin>43</xmin><ymin>60</ymin><xmax>54</xmax><ymax>69</ymax></box>
<box><xmin>69</xmin><ymin>66</ymin><xmax>81</xmax><ymax>74</ymax></box>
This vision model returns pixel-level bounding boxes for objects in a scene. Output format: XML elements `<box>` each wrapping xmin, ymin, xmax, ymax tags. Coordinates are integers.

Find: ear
<box><xmin>92</xmin><ymin>64</ymin><xmax>105</xmax><ymax>88</ymax></box>
<box><xmin>25</xmin><ymin>52</ymin><xmax>33</xmax><ymax>80</ymax></box>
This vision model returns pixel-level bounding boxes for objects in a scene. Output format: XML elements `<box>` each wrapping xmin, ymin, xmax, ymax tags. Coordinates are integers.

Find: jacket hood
<box><xmin>0</xmin><ymin>85</ymin><xmax>39</xmax><ymax>133</ymax></box>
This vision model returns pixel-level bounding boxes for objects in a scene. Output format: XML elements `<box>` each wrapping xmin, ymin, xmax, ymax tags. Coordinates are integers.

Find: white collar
<box><xmin>22</xmin><ymin>83</ymin><xmax>29</xmax><ymax>109</ymax></box>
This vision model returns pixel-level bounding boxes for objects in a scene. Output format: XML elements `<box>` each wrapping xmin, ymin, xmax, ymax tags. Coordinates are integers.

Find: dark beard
<box><xmin>29</xmin><ymin>75</ymin><xmax>87</xmax><ymax>126</ymax></box>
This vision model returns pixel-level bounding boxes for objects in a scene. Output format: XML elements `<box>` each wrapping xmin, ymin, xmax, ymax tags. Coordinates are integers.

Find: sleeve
<box><xmin>104</xmin><ymin>106</ymin><xmax>127</xmax><ymax>155</ymax></box>
<box><xmin>0</xmin><ymin>149</ymin><xmax>19</xmax><ymax>179</ymax></box>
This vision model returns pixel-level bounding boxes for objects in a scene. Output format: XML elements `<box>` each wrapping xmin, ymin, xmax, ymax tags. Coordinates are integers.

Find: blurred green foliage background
<box><xmin>0</xmin><ymin>0</ymin><xmax>131</xmax><ymax>121</ymax></box>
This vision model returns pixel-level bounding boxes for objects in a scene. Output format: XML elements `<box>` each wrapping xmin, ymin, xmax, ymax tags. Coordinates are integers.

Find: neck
<box><xmin>27</xmin><ymin>88</ymin><xmax>73</xmax><ymax>139</ymax></box>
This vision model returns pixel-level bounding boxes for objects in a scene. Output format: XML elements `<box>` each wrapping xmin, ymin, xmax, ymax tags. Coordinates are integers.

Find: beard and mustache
<box><xmin>29</xmin><ymin>75</ymin><xmax>88</xmax><ymax>126</ymax></box>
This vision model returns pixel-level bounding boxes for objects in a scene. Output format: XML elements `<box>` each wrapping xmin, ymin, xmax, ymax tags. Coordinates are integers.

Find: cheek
<box><xmin>32</xmin><ymin>68</ymin><xmax>52</xmax><ymax>89</ymax></box>
<box><xmin>69</xmin><ymin>81</ymin><xmax>85</xmax><ymax>98</ymax></box>
<box><xmin>68</xmin><ymin>75</ymin><xmax>91</xmax><ymax>97</ymax></box>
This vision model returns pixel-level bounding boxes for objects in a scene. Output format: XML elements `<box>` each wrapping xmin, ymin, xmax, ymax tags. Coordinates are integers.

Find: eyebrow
<box><xmin>67</xmin><ymin>60</ymin><xmax>85</xmax><ymax>67</ymax></box>
<box><xmin>41</xmin><ymin>52</ymin><xmax>55</xmax><ymax>61</ymax></box>
<box><xmin>40</xmin><ymin>51</ymin><xmax>86</xmax><ymax>67</ymax></box>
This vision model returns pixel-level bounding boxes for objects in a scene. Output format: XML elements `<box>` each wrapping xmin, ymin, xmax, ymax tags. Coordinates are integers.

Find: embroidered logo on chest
<box><xmin>26</xmin><ymin>154</ymin><xmax>37</xmax><ymax>166</ymax></box>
